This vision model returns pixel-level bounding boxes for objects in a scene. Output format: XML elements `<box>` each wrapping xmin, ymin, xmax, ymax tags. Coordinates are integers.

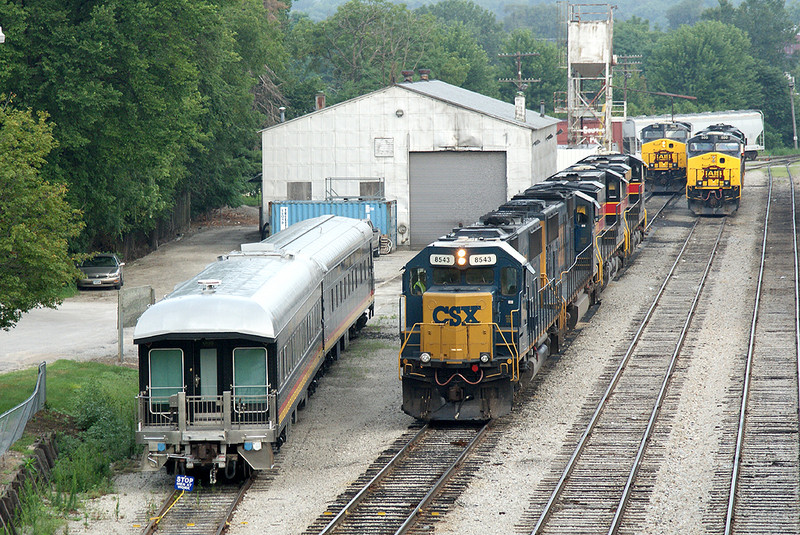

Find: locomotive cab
<box><xmin>400</xmin><ymin>241</ymin><xmax>539</xmax><ymax>420</ymax></box>
<box><xmin>640</xmin><ymin>121</ymin><xmax>691</xmax><ymax>193</ymax></box>
<box><xmin>686</xmin><ymin>128</ymin><xmax>744</xmax><ymax>215</ymax></box>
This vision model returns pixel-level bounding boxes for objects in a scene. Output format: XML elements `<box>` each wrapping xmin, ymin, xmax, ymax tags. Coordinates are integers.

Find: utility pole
<box><xmin>498</xmin><ymin>51</ymin><xmax>541</xmax><ymax>91</ymax></box>
<box><xmin>614</xmin><ymin>55</ymin><xmax>641</xmax><ymax>116</ymax></box>
<box><xmin>498</xmin><ymin>52</ymin><xmax>541</xmax><ymax>121</ymax></box>
<box><xmin>787</xmin><ymin>73</ymin><xmax>798</xmax><ymax>150</ymax></box>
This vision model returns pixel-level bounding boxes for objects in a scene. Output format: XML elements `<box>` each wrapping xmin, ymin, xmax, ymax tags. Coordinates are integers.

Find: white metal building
<box><xmin>260</xmin><ymin>79</ymin><xmax>560</xmax><ymax>247</ymax></box>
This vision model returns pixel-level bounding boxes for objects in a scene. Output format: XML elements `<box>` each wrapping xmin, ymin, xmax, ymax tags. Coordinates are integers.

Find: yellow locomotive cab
<box><xmin>421</xmin><ymin>292</ymin><xmax>493</xmax><ymax>361</ymax></box>
<box><xmin>642</xmin><ymin>138</ymin><xmax>687</xmax><ymax>171</ymax></box>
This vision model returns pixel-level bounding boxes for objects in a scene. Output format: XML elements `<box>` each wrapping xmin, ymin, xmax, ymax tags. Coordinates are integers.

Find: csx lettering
<box><xmin>432</xmin><ymin>305</ymin><xmax>481</xmax><ymax>326</ymax></box>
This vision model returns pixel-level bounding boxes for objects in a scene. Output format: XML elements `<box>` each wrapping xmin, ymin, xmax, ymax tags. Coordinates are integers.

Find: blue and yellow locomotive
<box><xmin>686</xmin><ymin>123</ymin><xmax>745</xmax><ymax>215</ymax></box>
<box><xmin>399</xmin><ymin>154</ymin><xmax>646</xmax><ymax>421</ymax></box>
<box><xmin>640</xmin><ymin>121</ymin><xmax>692</xmax><ymax>194</ymax></box>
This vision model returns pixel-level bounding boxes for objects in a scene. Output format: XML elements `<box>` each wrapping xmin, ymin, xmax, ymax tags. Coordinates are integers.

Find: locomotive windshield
<box><xmin>665</xmin><ymin>129</ymin><xmax>688</xmax><ymax>141</ymax></box>
<box><xmin>716</xmin><ymin>141</ymin><xmax>741</xmax><ymax>154</ymax></box>
<box><xmin>433</xmin><ymin>268</ymin><xmax>460</xmax><ymax>285</ymax></box>
<box><xmin>465</xmin><ymin>268</ymin><xmax>493</xmax><ymax>285</ymax></box>
<box><xmin>689</xmin><ymin>141</ymin><xmax>715</xmax><ymax>154</ymax></box>
<box><xmin>642</xmin><ymin>128</ymin><xmax>664</xmax><ymax>140</ymax></box>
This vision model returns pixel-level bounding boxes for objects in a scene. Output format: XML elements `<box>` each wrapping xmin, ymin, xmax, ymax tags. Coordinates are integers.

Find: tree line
<box><xmin>1</xmin><ymin>0</ymin><xmax>797</xmax><ymax>328</ymax></box>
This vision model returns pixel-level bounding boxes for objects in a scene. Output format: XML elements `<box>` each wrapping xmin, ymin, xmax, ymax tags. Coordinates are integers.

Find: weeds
<box><xmin>14</xmin><ymin>477</ymin><xmax>64</xmax><ymax>534</ymax></box>
<box><xmin>6</xmin><ymin>361</ymin><xmax>140</xmax><ymax>533</ymax></box>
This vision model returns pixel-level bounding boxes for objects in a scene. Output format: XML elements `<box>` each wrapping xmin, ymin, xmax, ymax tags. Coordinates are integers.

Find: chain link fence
<box><xmin>0</xmin><ymin>362</ymin><xmax>46</xmax><ymax>456</ymax></box>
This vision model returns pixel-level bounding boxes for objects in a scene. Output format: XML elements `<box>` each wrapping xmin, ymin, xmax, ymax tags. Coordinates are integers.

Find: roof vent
<box><xmin>198</xmin><ymin>279</ymin><xmax>222</xmax><ymax>293</ymax></box>
<box><xmin>515</xmin><ymin>92</ymin><xmax>526</xmax><ymax>122</ymax></box>
<box><xmin>401</xmin><ymin>70</ymin><xmax>414</xmax><ymax>82</ymax></box>
<box><xmin>418</xmin><ymin>69</ymin><xmax>430</xmax><ymax>81</ymax></box>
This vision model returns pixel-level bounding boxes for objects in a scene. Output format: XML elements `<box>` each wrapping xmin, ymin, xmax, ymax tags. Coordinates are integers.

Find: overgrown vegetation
<box><xmin>1</xmin><ymin>360</ymin><xmax>139</xmax><ymax>533</ymax></box>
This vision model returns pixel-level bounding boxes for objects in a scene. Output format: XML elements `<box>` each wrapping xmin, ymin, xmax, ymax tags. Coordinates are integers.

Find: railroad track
<box><xmin>140</xmin><ymin>473</ymin><xmax>255</xmax><ymax>535</ymax></box>
<box><xmin>519</xmin><ymin>209</ymin><xmax>726</xmax><ymax>534</ymax></box>
<box><xmin>707</xmin><ymin>163</ymin><xmax>800</xmax><ymax>534</ymax></box>
<box><xmin>303</xmin><ymin>423</ymin><xmax>488</xmax><ymax>535</ymax></box>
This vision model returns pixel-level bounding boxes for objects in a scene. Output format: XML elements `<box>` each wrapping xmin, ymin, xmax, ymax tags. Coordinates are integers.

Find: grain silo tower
<box><xmin>562</xmin><ymin>3</ymin><xmax>615</xmax><ymax>150</ymax></box>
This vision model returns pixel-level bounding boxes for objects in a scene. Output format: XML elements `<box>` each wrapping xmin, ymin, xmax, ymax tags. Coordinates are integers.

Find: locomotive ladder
<box><xmin>139</xmin><ymin>472</ymin><xmax>255</xmax><ymax>535</ymax></box>
<box><xmin>524</xmin><ymin>213</ymin><xmax>727</xmax><ymax>535</ymax></box>
<box><xmin>304</xmin><ymin>423</ymin><xmax>487</xmax><ymax>535</ymax></box>
<box><xmin>721</xmin><ymin>164</ymin><xmax>800</xmax><ymax>534</ymax></box>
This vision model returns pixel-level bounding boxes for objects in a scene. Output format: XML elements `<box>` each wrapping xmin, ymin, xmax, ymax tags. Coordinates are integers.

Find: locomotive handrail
<box><xmin>622</xmin><ymin>212</ymin><xmax>631</xmax><ymax>254</ymax></box>
<box><xmin>594</xmin><ymin>234</ymin><xmax>604</xmax><ymax>287</ymax></box>
<box><xmin>398</xmin><ymin>321</ymin><xmax>519</xmax><ymax>376</ymax></box>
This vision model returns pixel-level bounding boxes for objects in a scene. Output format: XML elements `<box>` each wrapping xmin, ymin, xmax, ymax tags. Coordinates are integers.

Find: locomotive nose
<box><xmin>421</xmin><ymin>292</ymin><xmax>493</xmax><ymax>361</ymax></box>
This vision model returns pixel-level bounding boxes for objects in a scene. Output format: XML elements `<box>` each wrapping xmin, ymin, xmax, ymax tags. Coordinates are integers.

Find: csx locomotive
<box><xmin>640</xmin><ymin>121</ymin><xmax>692</xmax><ymax>194</ymax></box>
<box><xmin>686</xmin><ymin>123</ymin><xmax>745</xmax><ymax>215</ymax></box>
<box><xmin>134</xmin><ymin>216</ymin><xmax>375</xmax><ymax>482</ymax></box>
<box><xmin>399</xmin><ymin>154</ymin><xmax>646</xmax><ymax>421</ymax></box>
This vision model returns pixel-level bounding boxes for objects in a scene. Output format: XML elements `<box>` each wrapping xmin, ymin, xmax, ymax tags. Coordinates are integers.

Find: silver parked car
<box><xmin>77</xmin><ymin>253</ymin><xmax>124</xmax><ymax>289</ymax></box>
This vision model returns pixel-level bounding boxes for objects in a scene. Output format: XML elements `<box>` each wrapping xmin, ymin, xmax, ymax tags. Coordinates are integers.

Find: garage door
<box><xmin>409</xmin><ymin>151</ymin><xmax>507</xmax><ymax>247</ymax></box>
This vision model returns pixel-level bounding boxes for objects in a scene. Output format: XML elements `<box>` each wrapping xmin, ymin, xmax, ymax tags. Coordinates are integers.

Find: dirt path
<box><xmin>0</xmin><ymin>209</ymin><xmax>261</xmax><ymax>374</ymax></box>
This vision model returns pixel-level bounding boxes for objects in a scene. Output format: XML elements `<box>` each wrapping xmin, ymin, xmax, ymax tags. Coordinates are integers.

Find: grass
<box><xmin>0</xmin><ymin>360</ymin><xmax>139</xmax><ymax>533</ymax></box>
<box><xmin>0</xmin><ymin>360</ymin><xmax>137</xmax><ymax>415</ymax></box>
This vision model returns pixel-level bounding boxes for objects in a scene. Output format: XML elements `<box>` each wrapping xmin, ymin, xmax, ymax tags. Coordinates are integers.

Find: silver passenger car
<box><xmin>134</xmin><ymin>216</ymin><xmax>375</xmax><ymax>481</ymax></box>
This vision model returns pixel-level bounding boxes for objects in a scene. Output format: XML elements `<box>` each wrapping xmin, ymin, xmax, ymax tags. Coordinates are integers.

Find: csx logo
<box><xmin>432</xmin><ymin>305</ymin><xmax>481</xmax><ymax>326</ymax></box>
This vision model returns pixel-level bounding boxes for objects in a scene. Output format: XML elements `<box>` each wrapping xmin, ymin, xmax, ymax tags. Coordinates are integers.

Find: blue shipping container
<box><xmin>269</xmin><ymin>200</ymin><xmax>397</xmax><ymax>248</ymax></box>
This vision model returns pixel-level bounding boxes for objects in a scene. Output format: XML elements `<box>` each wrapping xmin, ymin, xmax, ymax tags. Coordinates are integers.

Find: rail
<box><xmin>722</xmin><ymin>163</ymin><xmax>800</xmax><ymax>533</ymax></box>
<box><xmin>530</xmin><ymin>215</ymin><xmax>720</xmax><ymax>533</ymax></box>
<box><xmin>0</xmin><ymin>362</ymin><xmax>46</xmax><ymax>456</ymax></box>
<box><xmin>313</xmin><ymin>423</ymin><xmax>489</xmax><ymax>535</ymax></box>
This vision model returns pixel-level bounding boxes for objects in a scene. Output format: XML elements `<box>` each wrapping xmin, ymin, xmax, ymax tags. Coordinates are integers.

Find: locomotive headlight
<box><xmin>420</xmin><ymin>352</ymin><xmax>431</xmax><ymax>363</ymax></box>
<box><xmin>479</xmin><ymin>353</ymin><xmax>490</xmax><ymax>363</ymax></box>
<box><xmin>456</xmin><ymin>248</ymin><xmax>467</xmax><ymax>266</ymax></box>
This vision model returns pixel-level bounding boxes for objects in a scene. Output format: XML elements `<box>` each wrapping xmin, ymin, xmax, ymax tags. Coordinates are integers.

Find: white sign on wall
<box><xmin>374</xmin><ymin>138</ymin><xmax>394</xmax><ymax>158</ymax></box>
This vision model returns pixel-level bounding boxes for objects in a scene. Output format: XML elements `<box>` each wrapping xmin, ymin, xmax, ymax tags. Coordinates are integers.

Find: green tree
<box><xmin>0</xmin><ymin>0</ymin><xmax>207</xmax><ymax>248</ymax></box>
<box><xmin>613</xmin><ymin>17</ymin><xmax>662</xmax><ymax>60</ymax></box>
<box><xmin>308</xmin><ymin>0</ymin><xmax>438</xmax><ymax>102</ymax></box>
<box><xmin>0</xmin><ymin>0</ymin><xmax>280</xmax><ymax>249</ymax></box>
<box><xmin>186</xmin><ymin>0</ymin><xmax>287</xmax><ymax>214</ymax></box>
<box><xmin>646</xmin><ymin>21</ymin><xmax>756</xmax><ymax>112</ymax></box>
<box><xmin>424</xmin><ymin>21</ymin><xmax>499</xmax><ymax>96</ymax></box>
<box><xmin>753</xmin><ymin>64</ymin><xmax>792</xmax><ymax>148</ymax></box>
<box><xmin>501</xmin><ymin>3</ymin><xmax>560</xmax><ymax>40</ymax></box>
<box><xmin>416</xmin><ymin>0</ymin><xmax>504</xmax><ymax>62</ymax></box>
<box><xmin>703</xmin><ymin>0</ymin><xmax>796</xmax><ymax>69</ymax></box>
<box><xmin>666</xmin><ymin>0</ymin><xmax>704</xmax><ymax>28</ymax></box>
<box><xmin>0</xmin><ymin>106</ymin><xmax>84</xmax><ymax>330</ymax></box>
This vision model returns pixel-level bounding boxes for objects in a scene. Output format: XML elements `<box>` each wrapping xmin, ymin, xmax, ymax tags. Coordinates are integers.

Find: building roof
<box><xmin>398</xmin><ymin>80</ymin><xmax>560</xmax><ymax>130</ymax></box>
<box><xmin>260</xmin><ymin>79</ymin><xmax>560</xmax><ymax>133</ymax></box>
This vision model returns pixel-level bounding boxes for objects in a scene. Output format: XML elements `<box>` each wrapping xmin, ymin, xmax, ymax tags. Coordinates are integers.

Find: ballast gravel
<box><xmin>67</xmin><ymin>169</ymin><xmax>767</xmax><ymax>534</ymax></box>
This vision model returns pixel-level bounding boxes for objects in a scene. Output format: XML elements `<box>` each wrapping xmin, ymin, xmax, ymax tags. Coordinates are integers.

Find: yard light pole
<box><xmin>787</xmin><ymin>73</ymin><xmax>798</xmax><ymax>150</ymax></box>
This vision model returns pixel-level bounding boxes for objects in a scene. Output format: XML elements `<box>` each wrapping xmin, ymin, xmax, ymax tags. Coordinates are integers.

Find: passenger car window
<box><xmin>233</xmin><ymin>348</ymin><xmax>267</xmax><ymax>399</ymax></box>
<box><xmin>149</xmin><ymin>348</ymin><xmax>183</xmax><ymax>409</ymax></box>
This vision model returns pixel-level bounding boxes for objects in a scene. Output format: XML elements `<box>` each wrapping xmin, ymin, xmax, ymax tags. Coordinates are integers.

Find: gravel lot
<box><xmin>55</xmin><ymin>170</ymin><xmax>768</xmax><ymax>534</ymax></box>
